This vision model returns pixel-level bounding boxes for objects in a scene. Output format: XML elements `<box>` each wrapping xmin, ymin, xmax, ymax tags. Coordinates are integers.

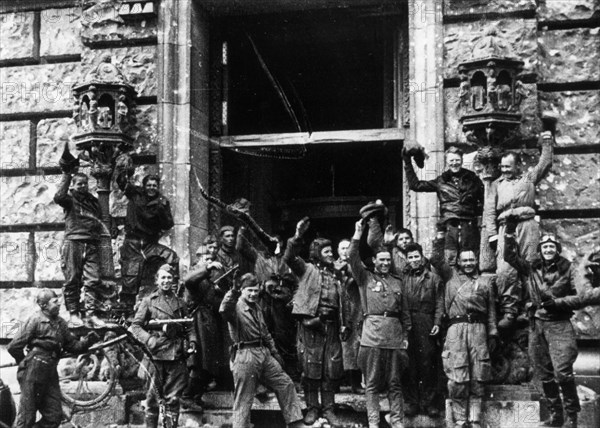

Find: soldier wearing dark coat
<box><xmin>404</xmin><ymin>146</ymin><xmax>484</xmax><ymax>266</ymax></box>
<box><xmin>130</xmin><ymin>264</ymin><xmax>196</xmax><ymax>428</ymax></box>
<box><xmin>349</xmin><ymin>220</ymin><xmax>411</xmax><ymax>428</ymax></box>
<box><xmin>8</xmin><ymin>289</ymin><xmax>99</xmax><ymax>428</ymax></box>
<box><xmin>401</xmin><ymin>242</ymin><xmax>444</xmax><ymax>418</ymax></box>
<box><xmin>432</xmin><ymin>236</ymin><xmax>497</xmax><ymax>428</ymax></box>
<box><xmin>504</xmin><ymin>225</ymin><xmax>581</xmax><ymax>428</ymax></box>
<box><xmin>117</xmin><ymin>172</ymin><xmax>178</xmax><ymax>312</ymax></box>
<box><xmin>284</xmin><ymin>217</ymin><xmax>346</xmax><ymax>426</ymax></box>
<box><xmin>54</xmin><ymin>171</ymin><xmax>104</xmax><ymax>328</ymax></box>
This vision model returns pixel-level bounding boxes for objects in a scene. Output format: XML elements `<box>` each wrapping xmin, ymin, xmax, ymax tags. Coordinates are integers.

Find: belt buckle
<box><xmin>383</xmin><ymin>311</ymin><xmax>388</xmax><ymax>317</ymax></box>
<box><xmin>467</xmin><ymin>314</ymin><xmax>474</xmax><ymax>323</ymax></box>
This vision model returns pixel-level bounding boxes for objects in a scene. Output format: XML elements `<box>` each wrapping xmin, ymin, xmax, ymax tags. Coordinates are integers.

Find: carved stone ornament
<box><xmin>457</xmin><ymin>29</ymin><xmax>526</xmax><ymax>147</ymax></box>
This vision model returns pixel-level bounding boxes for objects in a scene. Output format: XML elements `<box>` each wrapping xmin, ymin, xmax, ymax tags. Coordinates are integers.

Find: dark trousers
<box><xmin>16</xmin><ymin>356</ymin><xmax>62</xmax><ymax>428</ymax></box>
<box><xmin>61</xmin><ymin>240</ymin><xmax>101</xmax><ymax>314</ymax></box>
<box><xmin>444</xmin><ymin>219</ymin><xmax>479</xmax><ymax>266</ymax></box>
<box><xmin>145</xmin><ymin>359</ymin><xmax>188</xmax><ymax>422</ymax></box>
<box><xmin>358</xmin><ymin>346</ymin><xmax>408</xmax><ymax>426</ymax></box>
<box><xmin>404</xmin><ymin>312</ymin><xmax>438</xmax><ymax>410</ymax></box>
<box><xmin>119</xmin><ymin>237</ymin><xmax>179</xmax><ymax>299</ymax></box>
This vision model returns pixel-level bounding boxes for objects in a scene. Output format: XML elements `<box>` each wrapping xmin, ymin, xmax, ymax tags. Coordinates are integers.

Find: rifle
<box><xmin>213</xmin><ymin>264</ymin><xmax>240</xmax><ymax>287</ymax></box>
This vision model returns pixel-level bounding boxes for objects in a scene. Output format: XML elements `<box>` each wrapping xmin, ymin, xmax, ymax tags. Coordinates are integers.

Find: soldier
<box><xmin>401</xmin><ymin>242</ymin><xmax>444</xmax><ymax>418</ymax></box>
<box><xmin>284</xmin><ymin>217</ymin><xmax>346</xmax><ymax>425</ymax></box>
<box><xmin>117</xmin><ymin>171</ymin><xmax>178</xmax><ymax>314</ymax></box>
<box><xmin>504</xmin><ymin>224</ymin><xmax>581</xmax><ymax>428</ymax></box>
<box><xmin>404</xmin><ymin>146</ymin><xmax>484</xmax><ymax>266</ymax></box>
<box><xmin>129</xmin><ymin>264</ymin><xmax>196</xmax><ymax>428</ymax></box>
<box><xmin>431</xmin><ymin>235</ymin><xmax>498</xmax><ymax>428</ymax></box>
<box><xmin>236</xmin><ymin>226</ymin><xmax>289</xmax><ymax>282</ymax></box>
<box><xmin>336</xmin><ymin>238</ymin><xmax>364</xmax><ymax>393</ymax></box>
<box><xmin>349</xmin><ymin>220</ymin><xmax>411</xmax><ymax>428</ymax></box>
<box><xmin>182</xmin><ymin>251</ymin><xmax>224</xmax><ymax>409</ymax></box>
<box><xmin>54</xmin><ymin>170</ymin><xmax>105</xmax><ymax>328</ymax></box>
<box><xmin>484</xmin><ymin>131</ymin><xmax>554</xmax><ymax>328</ymax></box>
<box><xmin>8</xmin><ymin>289</ymin><xmax>100</xmax><ymax>428</ymax></box>
<box><xmin>219</xmin><ymin>273</ymin><xmax>304</xmax><ymax>428</ymax></box>
<box><xmin>215</xmin><ymin>225</ymin><xmax>244</xmax><ymax>290</ymax></box>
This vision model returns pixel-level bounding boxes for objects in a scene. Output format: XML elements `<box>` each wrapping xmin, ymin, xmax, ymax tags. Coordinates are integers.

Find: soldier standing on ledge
<box><xmin>431</xmin><ymin>234</ymin><xmax>498</xmax><ymax>428</ymax></box>
<box><xmin>54</xmin><ymin>167</ymin><xmax>106</xmax><ymax>329</ymax></box>
<box><xmin>220</xmin><ymin>273</ymin><xmax>304</xmax><ymax>428</ymax></box>
<box><xmin>130</xmin><ymin>264</ymin><xmax>196</xmax><ymax>428</ymax></box>
<box><xmin>8</xmin><ymin>289</ymin><xmax>100</xmax><ymax>428</ymax></box>
<box><xmin>504</xmin><ymin>221</ymin><xmax>582</xmax><ymax>428</ymax></box>
<box><xmin>117</xmin><ymin>168</ymin><xmax>178</xmax><ymax>315</ymax></box>
<box><xmin>284</xmin><ymin>217</ymin><xmax>346</xmax><ymax>426</ymax></box>
<box><xmin>349</xmin><ymin>220</ymin><xmax>411</xmax><ymax>428</ymax></box>
<box><xmin>484</xmin><ymin>131</ymin><xmax>554</xmax><ymax>329</ymax></box>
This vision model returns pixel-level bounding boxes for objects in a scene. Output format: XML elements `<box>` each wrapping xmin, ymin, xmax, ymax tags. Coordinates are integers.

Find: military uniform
<box><xmin>220</xmin><ymin>288</ymin><xmax>303</xmax><ymax>428</ymax></box>
<box><xmin>348</xmin><ymin>239</ymin><xmax>411</xmax><ymax>428</ymax></box>
<box><xmin>401</xmin><ymin>263</ymin><xmax>444</xmax><ymax>415</ymax></box>
<box><xmin>433</xmin><ymin>241</ymin><xmax>497</xmax><ymax>427</ymax></box>
<box><xmin>284</xmin><ymin>236</ymin><xmax>345</xmax><ymax>419</ymax></box>
<box><xmin>130</xmin><ymin>289</ymin><xmax>195</xmax><ymax>428</ymax></box>
<box><xmin>483</xmin><ymin>139</ymin><xmax>552</xmax><ymax>316</ymax></box>
<box><xmin>504</xmin><ymin>234</ymin><xmax>580</xmax><ymax>425</ymax></box>
<box><xmin>53</xmin><ymin>173</ymin><xmax>103</xmax><ymax>317</ymax></box>
<box><xmin>117</xmin><ymin>173</ymin><xmax>178</xmax><ymax>307</ymax></box>
<box><xmin>8</xmin><ymin>310</ymin><xmax>91</xmax><ymax>428</ymax></box>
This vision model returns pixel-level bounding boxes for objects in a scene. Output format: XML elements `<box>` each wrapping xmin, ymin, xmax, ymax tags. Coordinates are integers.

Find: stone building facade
<box><xmin>0</xmin><ymin>0</ymin><xmax>599</xmax><ymax>339</ymax></box>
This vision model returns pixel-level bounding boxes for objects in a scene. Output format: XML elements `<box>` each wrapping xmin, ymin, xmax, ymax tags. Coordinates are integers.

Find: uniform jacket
<box><xmin>504</xmin><ymin>234</ymin><xmax>577</xmax><ymax>321</ymax></box>
<box><xmin>117</xmin><ymin>173</ymin><xmax>174</xmax><ymax>242</ymax></box>
<box><xmin>8</xmin><ymin>311</ymin><xmax>88</xmax><ymax>364</ymax></box>
<box><xmin>284</xmin><ymin>236</ymin><xmax>344</xmax><ymax>319</ymax></box>
<box><xmin>348</xmin><ymin>239</ymin><xmax>411</xmax><ymax>349</ymax></box>
<box><xmin>53</xmin><ymin>173</ymin><xmax>102</xmax><ymax>241</ymax></box>
<box><xmin>404</xmin><ymin>164</ymin><xmax>484</xmax><ymax>222</ymax></box>
<box><xmin>483</xmin><ymin>140</ymin><xmax>552</xmax><ymax>239</ymax></box>
<box><xmin>130</xmin><ymin>290</ymin><xmax>195</xmax><ymax>361</ymax></box>
<box><xmin>402</xmin><ymin>264</ymin><xmax>445</xmax><ymax>327</ymax></box>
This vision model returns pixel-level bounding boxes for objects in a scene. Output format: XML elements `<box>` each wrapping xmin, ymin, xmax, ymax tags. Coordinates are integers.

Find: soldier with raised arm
<box><xmin>349</xmin><ymin>219</ymin><xmax>411</xmax><ymax>428</ymax></box>
<box><xmin>484</xmin><ymin>131</ymin><xmax>554</xmax><ymax>328</ymax></box>
<box><xmin>219</xmin><ymin>273</ymin><xmax>304</xmax><ymax>428</ymax></box>
<box><xmin>284</xmin><ymin>217</ymin><xmax>346</xmax><ymax>426</ymax></box>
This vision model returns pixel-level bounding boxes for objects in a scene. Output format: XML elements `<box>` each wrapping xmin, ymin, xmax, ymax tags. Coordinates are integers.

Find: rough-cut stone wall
<box><xmin>0</xmin><ymin>1</ymin><xmax>159</xmax><ymax>338</ymax></box>
<box><xmin>443</xmin><ymin>0</ymin><xmax>600</xmax><ymax>337</ymax></box>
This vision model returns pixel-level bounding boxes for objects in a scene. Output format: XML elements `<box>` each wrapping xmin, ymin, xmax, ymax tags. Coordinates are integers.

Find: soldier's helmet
<box><xmin>538</xmin><ymin>233</ymin><xmax>562</xmax><ymax>254</ymax></box>
<box><xmin>309</xmin><ymin>238</ymin><xmax>333</xmax><ymax>262</ymax></box>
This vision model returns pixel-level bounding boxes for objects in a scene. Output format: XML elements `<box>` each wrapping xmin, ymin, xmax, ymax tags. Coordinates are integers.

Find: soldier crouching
<box><xmin>129</xmin><ymin>264</ymin><xmax>196</xmax><ymax>428</ymax></box>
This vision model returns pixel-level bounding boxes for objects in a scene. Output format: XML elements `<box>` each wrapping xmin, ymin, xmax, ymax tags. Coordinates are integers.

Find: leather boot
<box><xmin>468</xmin><ymin>398</ymin><xmax>482</xmax><ymax>428</ymax></box>
<box><xmin>144</xmin><ymin>412</ymin><xmax>159</xmax><ymax>428</ymax></box>
<box><xmin>303</xmin><ymin>388</ymin><xmax>320</xmax><ymax>425</ymax></box>
<box><xmin>560</xmin><ymin>379</ymin><xmax>580</xmax><ymax>428</ymax></box>
<box><xmin>542</xmin><ymin>381</ymin><xmax>564</xmax><ymax>427</ymax></box>
<box><xmin>164</xmin><ymin>406</ymin><xmax>180</xmax><ymax>428</ymax></box>
<box><xmin>321</xmin><ymin>389</ymin><xmax>338</xmax><ymax>426</ymax></box>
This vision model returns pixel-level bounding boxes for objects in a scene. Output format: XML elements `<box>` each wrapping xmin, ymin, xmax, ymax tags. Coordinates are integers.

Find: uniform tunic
<box><xmin>484</xmin><ymin>140</ymin><xmax>553</xmax><ymax>314</ymax></box>
<box><xmin>130</xmin><ymin>289</ymin><xmax>194</xmax><ymax>414</ymax></box>
<box><xmin>348</xmin><ymin>239</ymin><xmax>411</xmax><ymax>426</ymax></box>
<box><xmin>220</xmin><ymin>289</ymin><xmax>302</xmax><ymax>428</ymax></box>
<box><xmin>8</xmin><ymin>311</ymin><xmax>90</xmax><ymax>428</ymax></box>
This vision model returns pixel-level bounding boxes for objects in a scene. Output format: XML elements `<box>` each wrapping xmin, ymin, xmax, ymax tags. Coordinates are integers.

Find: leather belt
<box><xmin>233</xmin><ymin>339</ymin><xmax>266</xmax><ymax>350</ymax></box>
<box><xmin>448</xmin><ymin>313</ymin><xmax>486</xmax><ymax>325</ymax></box>
<box><xmin>364</xmin><ymin>311</ymin><xmax>402</xmax><ymax>319</ymax></box>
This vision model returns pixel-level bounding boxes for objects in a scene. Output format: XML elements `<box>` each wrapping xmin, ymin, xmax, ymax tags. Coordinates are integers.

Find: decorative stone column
<box><xmin>71</xmin><ymin>55</ymin><xmax>138</xmax><ymax>278</ymax></box>
<box><xmin>406</xmin><ymin>0</ymin><xmax>445</xmax><ymax>251</ymax></box>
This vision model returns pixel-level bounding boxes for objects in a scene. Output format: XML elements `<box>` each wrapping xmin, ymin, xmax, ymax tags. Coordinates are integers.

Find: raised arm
<box><xmin>483</xmin><ymin>180</ymin><xmax>499</xmax><ymax>243</ymax></box>
<box><xmin>503</xmin><ymin>220</ymin><xmax>530</xmax><ymax>275</ymax></box>
<box><xmin>219</xmin><ymin>288</ymin><xmax>240</xmax><ymax>323</ymax></box>
<box><xmin>430</xmin><ymin>234</ymin><xmax>453</xmax><ymax>283</ymax></box>
<box><xmin>404</xmin><ymin>156</ymin><xmax>439</xmax><ymax>193</ymax></box>
<box><xmin>283</xmin><ymin>217</ymin><xmax>310</xmax><ymax>277</ymax></box>
<box><xmin>236</xmin><ymin>226</ymin><xmax>259</xmax><ymax>264</ymax></box>
<box><xmin>53</xmin><ymin>173</ymin><xmax>73</xmax><ymax>208</ymax></box>
<box><xmin>348</xmin><ymin>220</ymin><xmax>369</xmax><ymax>286</ymax></box>
<box><xmin>526</xmin><ymin>131</ymin><xmax>554</xmax><ymax>185</ymax></box>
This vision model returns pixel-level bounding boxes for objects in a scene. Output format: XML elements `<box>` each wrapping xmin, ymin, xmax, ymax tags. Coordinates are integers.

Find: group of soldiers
<box><xmin>8</xmin><ymin>129</ymin><xmax>600</xmax><ymax>428</ymax></box>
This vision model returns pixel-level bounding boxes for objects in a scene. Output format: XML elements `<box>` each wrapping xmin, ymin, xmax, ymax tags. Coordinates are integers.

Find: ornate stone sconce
<box><xmin>71</xmin><ymin>55</ymin><xmax>138</xmax><ymax>277</ymax></box>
